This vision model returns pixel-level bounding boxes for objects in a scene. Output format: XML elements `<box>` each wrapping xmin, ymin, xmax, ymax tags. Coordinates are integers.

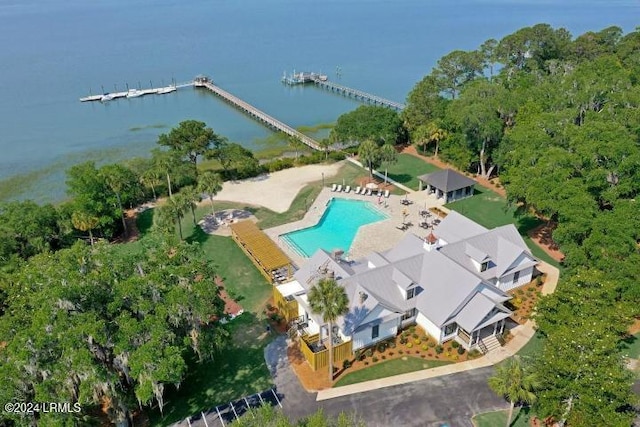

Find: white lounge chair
<box><xmin>344</xmin><ymin>185</ymin><xmax>351</xmax><ymax>193</ymax></box>
<box><xmin>366</xmin><ymin>188</ymin><xmax>372</xmax><ymax>196</ymax></box>
<box><xmin>336</xmin><ymin>184</ymin><xmax>342</xmax><ymax>192</ymax></box>
<box><xmin>354</xmin><ymin>186</ymin><xmax>361</xmax><ymax>194</ymax></box>
<box><xmin>377</xmin><ymin>190</ymin><xmax>383</xmax><ymax>197</ymax></box>
<box><xmin>331</xmin><ymin>184</ymin><xmax>337</xmax><ymax>192</ymax></box>
<box><xmin>384</xmin><ymin>189</ymin><xmax>390</xmax><ymax>198</ymax></box>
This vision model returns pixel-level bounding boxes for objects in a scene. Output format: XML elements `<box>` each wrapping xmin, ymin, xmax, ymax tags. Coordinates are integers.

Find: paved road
<box><xmin>267</xmin><ymin>336</ymin><xmax>507</xmax><ymax>427</ymax></box>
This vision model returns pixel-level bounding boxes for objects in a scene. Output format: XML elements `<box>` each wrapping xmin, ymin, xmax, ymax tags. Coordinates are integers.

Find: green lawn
<box><xmin>445</xmin><ymin>187</ymin><xmax>561</xmax><ymax>269</ymax></box>
<box><xmin>334</xmin><ymin>357</ymin><xmax>451</xmax><ymax>387</ymax></box>
<box><xmin>516</xmin><ymin>331</ymin><xmax>546</xmax><ymax>361</ymax></box>
<box><xmin>622</xmin><ymin>333</ymin><xmax>640</xmax><ymax>359</ymax></box>
<box><xmin>472</xmin><ymin>406</ymin><xmax>533</xmax><ymax>427</ymax></box>
<box><xmin>149</xmin><ymin>314</ymin><xmax>274</xmax><ymax>426</ymax></box>
<box><xmin>384</xmin><ymin>153</ymin><xmax>440</xmax><ymax>191</ymax></box>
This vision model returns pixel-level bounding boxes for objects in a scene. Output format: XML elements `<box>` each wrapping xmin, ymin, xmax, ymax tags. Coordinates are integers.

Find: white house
<box><xmin>275</xmin><ymin>211</ymin><xmax>537</xmax><ymax>356</ymax></box>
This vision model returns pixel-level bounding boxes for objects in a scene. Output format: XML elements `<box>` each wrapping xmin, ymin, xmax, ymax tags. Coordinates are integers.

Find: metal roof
<box><xmin>230</xmin><ymin>221</ymin><xmax>292</xmax><ymax>272</ymax></box>
<box><xmin>418</xmin><ymin>169</ymin><xmax>477</xmax><ymax>192</ymax></box>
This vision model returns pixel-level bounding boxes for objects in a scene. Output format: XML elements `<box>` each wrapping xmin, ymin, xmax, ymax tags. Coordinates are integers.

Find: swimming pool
<box><xmin>281</xmin><ymin>198</ymin><xmax>388</xmax><ymax>257</ymax></box>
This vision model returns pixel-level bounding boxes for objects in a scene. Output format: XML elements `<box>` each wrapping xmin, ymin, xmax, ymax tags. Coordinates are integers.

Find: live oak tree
<box><xmin>0</xmin><ymin>236</ymin><xmax>227</xmax><ymax>426</ymax></box>
<box><xmin>331</xmin><ymin>105</ymin><xmax>405</xmax><ymax>145</ymax></box>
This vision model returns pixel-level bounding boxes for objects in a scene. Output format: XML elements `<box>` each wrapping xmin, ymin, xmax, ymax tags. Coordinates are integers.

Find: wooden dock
<box><xmin>194</xmin><ymin>76</ymin><xmax>322</xmax><ymax>151</ymax></box>
<box><xmin>79</xmin><ymin>81</ymin><xmax>192</xmax><ymax>102</ymax></box>
<box><xmin>310</xmin><ymin>76</ymin><xmax>405</xmax><ymax>111</ymax></box>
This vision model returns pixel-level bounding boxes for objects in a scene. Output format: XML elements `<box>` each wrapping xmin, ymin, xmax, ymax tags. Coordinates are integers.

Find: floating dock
<box><xmin>79</xmin><ymin>82</ymin><xmax>191</xmax><ymax>102</ymax></box>
<box><xmin>194</xmin><ymin>76</ymin><xmax>321</xmax><ymax>151</ymax></box>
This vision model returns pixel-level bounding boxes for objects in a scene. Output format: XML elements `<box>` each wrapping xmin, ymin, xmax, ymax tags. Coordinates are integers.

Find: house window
<box><xmin>513</xmin><ymin>271</ymin><xmax>520</xmax><ymax>283</ymax></box>
<box><xmin>444</xmin><ymin>323</ymin><xmax>457</xmax><ymax>336</ymax></box>
<box><xmin>480</xmin><ymin>261</ymin><xmax>489</xmax><ymax>272</ymax></box>
<box><xmin>402</xmin><ymin>308</ymin><xmax>417</xmax><ymax>321</ymax></box>
<box><xmin>372</xmin><ymin>325</ymin><xmax>379</xmax><ymax>339</ymax></box>
<box><xmin>406</xmin><ymin>288</ymin><xmax>415</xmax><ymax>300</ymax></box>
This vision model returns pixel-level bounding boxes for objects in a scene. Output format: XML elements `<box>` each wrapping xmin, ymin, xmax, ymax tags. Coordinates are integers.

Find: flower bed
<box><xmin>507</xmin><ymin>275</ymin><xmax>545</xmax><ymax>325</ymax></box>
<box><xmin>334</xmin><ymin>324</ymin><xmax>483</xmax><ymax>383</ymax></box>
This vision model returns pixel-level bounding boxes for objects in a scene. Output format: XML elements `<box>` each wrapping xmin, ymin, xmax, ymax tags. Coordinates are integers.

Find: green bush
<box><xmin>451</xmin><ymin>341</ymin><xmax>460</xmax><ymax>349</ymax></box>
<box><xmin>264</xmin><ymin>157</ymin><xmax>295</xmax><ymax>172</ymax></box>
<box><xmin>428</xmin><ymin>342</ymin><xmax>435</xmax><ymax>348</ymax></box>
<box><xmin>468</xmin><ymin>349</ymin><xmax>481</xmax><ymax>358</ymax></box>
<box><xmin>406</xmin><ymin>343</ymin><xmax>413</xmax><ymax>348</ymax></box>
<box><xmin>342</xmin><ymin>359</ymin><xmax>352</xmax><ymax>369</ymax></box>
<box><xmin>372</xmin><ymin>357</ymin><xmax>379</xmax><ymax>363</ymax></box>
<box><xmin>328</xmin><ymin>151</ymin><xmax>347</xmax><ymax>161</ymax></box>
<box><xmin>389</xmin><ymin>341</ymin><xmax>396</xmax><ymax>349</ymax></box>
<box><xmin>409</xmin><ymin>326</ymin><xmax>416</xmax><ymax>333</ymax></box>
<box><xmin>422</xmin><ymin>345</ymin><xmax>428</xmax><ymax>351</ymax></box>
<box><xmin>457</xmin><ymin>346</ymin><xmax>466</xmax><ymax>355</ymax></box>
<box><xmin>435</xmin><ymin>345</ymin><xmax>444</xmax><ymax>354</ymax></box>
<box><xmin>365</xmin><ymin>348</ymin><xmax>373</xmax><ymax>358</ymax></box>
<box><xmin>412</xmin><ymin>333</ymin><xmax>419</xmax><ymax>339</ymax></box>
<box><xmin>399</xmin><ymin>337</ymin><xmax>407</xmax><ymax>345</ymax></box>
<box><xmin>376</xmin><ymin>342</ymin><xmax>387</xmax><ymax>353</ymax></box>
<box><xmin>414</xmin><ymin>338</ymin><xmax>421</xmax><ymax>345</ymax></box>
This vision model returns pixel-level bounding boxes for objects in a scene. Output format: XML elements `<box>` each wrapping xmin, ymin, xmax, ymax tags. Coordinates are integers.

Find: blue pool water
<box><xmin>281</xmin><ymin>198</ymin><xmax>388</xmax><ymax>257</ymax></box>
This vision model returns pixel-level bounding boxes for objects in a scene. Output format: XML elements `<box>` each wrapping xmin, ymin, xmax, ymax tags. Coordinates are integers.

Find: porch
<box><xmin>453</xmin><ymin>319</ymin><xmax>511</xmax><ymax>354</ymax></box>
<box><xmin>297</xmin><ymin>332</ymin><xmax>353</xmax><ymax>371</ymax></box>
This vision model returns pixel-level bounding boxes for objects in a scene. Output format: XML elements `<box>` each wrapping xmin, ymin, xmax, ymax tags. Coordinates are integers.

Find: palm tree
<box><xmin>488</xmin><ymin>357</ymin><xmax>539</xmax><ymax>427</ymax></box>
<box><xmin>178</xmin><ymin>186</ymin><xmax>200</xmax><ymax>226</ymax></box>
<box><xmin>197</xmin><ymin>171</ymin><xmax>223</xmax><ymax>218</ymax></box>
<box><xmin>426</xmin><ymin>121</ymin><xmax>448</xmax><ymax>157</ymax></box>
<box><xmin>378</xmin><ymin>143</ymin><xmax>398</xmax><ymax>184</ymax></box>
<box><xmin>358</xmin><ymin>139</ymin><xmax>380</xmax><ymax>178</ymax></box>
<box><xmin>308</xmin><ymin>277</ymin><xmax>349</xmax><ymax>382</ymax></box>
<box><xmin>412</xmin><ymin>124</ymin><xmax>431</xmax><ymax>154</ymax></box>
<box><xmin>157</xmin><ymin>196</ymin><xmax>189</xmax><ymax>240</ymax></box>
<box><xmin>140</xmin><ymin>168</ymin><xmax>161</xmax><ymax>201</ymax></box>
<box><xmin>318</xmin><ymin>138</ymin><xmax>332</xmax><ymax>160</ymax></box>
<box><xmin>287</xmin><ymin>135</ymin><xmax>304</xmax><ymax>159</ymax></box>
<box><xmin>152</xmin><ymin>149</ymin><xmax>180</xmax><ymax>199</ymax></box>
<box><xmin>71</xmin><ymin>211</ymin><xmax>99</xmax><ymax>246</ymax></box>
<box><xmin>102</xmin><ymin>164</ymin><xmax>133</xmax><ymax>237</ymax></box>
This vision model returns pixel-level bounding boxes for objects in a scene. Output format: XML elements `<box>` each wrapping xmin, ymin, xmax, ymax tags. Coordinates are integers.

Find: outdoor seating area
<box><xmin>271</xmin><ymin>267</ymin><xmax>291</xmax><ymax>284</ymax></box>
<box><xmin>332</xmin><ymin>183</ymin><xmax>390</xmax><ymax>198</ymax></box>
<box><xmin>418</xmin><ymin>209</ymin><xmax>442</xmax><ymax>229</ymax></box>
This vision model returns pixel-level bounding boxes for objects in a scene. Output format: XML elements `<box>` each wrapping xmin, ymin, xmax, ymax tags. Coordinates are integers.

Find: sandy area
<box><xmin>213</xmin><ymin>163</ymin><xmax>342</xmax><ymax>213</ymax></box>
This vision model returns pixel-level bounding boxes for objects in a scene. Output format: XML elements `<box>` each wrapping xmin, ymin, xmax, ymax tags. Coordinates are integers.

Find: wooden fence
<box><xmin>299</xmin><ymin>334</ymin><xmax>353</xmax><ymax>371</ymax></box>
<box><xmin>273</xmin><ymin>286</ymin><xmax>298</xmax><ymax>322</ymax></box>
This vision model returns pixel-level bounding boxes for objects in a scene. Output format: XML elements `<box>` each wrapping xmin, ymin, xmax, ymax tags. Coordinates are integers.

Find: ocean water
<box><xmin>0</xmin><ymin>0</ymin><xmax>638</xmax><ymax>201</ymax></box>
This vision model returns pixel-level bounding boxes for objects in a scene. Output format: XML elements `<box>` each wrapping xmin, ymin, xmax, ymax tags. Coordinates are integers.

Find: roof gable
<box><xmin>434</xmin><ymin>211</ymin><xmax>487</xmax><ymax>244</ymax></box>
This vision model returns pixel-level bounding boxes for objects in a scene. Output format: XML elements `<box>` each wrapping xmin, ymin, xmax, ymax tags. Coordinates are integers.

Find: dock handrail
<box><xmin>310</xmin><ymin>76</ymin><xmax>405</xmax><ymax>111</ymax></box>
<box><xmin>195</xmin><ymin>76</ymin><xmax>322</xmax><ymax>151</ymax></box>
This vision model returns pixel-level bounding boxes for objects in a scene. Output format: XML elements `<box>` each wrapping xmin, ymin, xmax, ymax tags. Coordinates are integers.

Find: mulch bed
<box><xmin>507</xmin><ymin>278</ymin><xmax>545</xmax><ymax>325</ymax></box>
<box><xmin>214</xmin><ymin>276</ymin><xmax>244</xmax><ymax>318</ymax></box>
<box><xmin>527</xmin><ymin>222</ymin><xmax>565</xmax><ymax>263</ymax></box>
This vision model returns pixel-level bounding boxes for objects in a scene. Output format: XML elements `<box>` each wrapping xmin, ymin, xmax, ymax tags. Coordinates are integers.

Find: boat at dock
<box><xmin>281</xmin><ymin>70</ymin><xmax>328</xmax><ymax>85</ymax></box>
<box><xmin>156</xmin><ymin>85</ymin><xmax>177</xmax><ymax>95</ymax></box>
<box><xmin>100</xmin><ymin>93</ymin><xmax>115</xmax><ymax>102</ymax></box>
<box><xmin>80</xmin><ymin>95</ymin><xmax>103</xmax><ymax>102</ymax></box>
<box><xmin>126</xmin><ymin>89</ymin><xmax>144</xmax><ymax>98</ymax></box>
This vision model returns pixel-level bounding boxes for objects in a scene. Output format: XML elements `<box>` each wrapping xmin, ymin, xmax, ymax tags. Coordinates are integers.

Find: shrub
<box><xmin>364</xmin><ymin>361</ymin><xmax>369</xmax><ymax>366</ymax></box>
<box><xmin>328</xmin><ymin>151</ymin><xmax>346</xmax><ymax>161</ymax></box>
<box><xmin>421</xmin><ymin>354</ymin><xmax>426</xmax><ymax>358</ymax></box>
<box><xmin>457</xmin><ymin>346</ymin><xmax>466</xmax><ymax>355</ymax></box>
<box><xmin>264</xmin><ymin>157</ymin><xmax>295</xmax><ymax>172</ymax></box>
<box><xmin>377</xmin><ymin>342</ymin><xmax>387</xmax><ymax>353</ymax></box>
<box><xmin>435</xmin><ymin>345</ymin><xmax>444</xmax><ymax>354</ymax></box>
<box><xmin>398</xmin><ymin>350</ymin><xmax>404</xmax><ymax>355</ymax></box>
<box><xmin>399</xmin><ymin>337</ymin><xmax>407</xmax><ymax>345</ymax></box>
<box><xmin>453</xmin><ymin>354</ymin><xmax>459</xmax><ymax>361</ymax></box>
<box><xmin>468</xmin><ymin>349</ymin><xmax>481</xmax><ymax>358</ymax></box>
<box><xmin>451</xmin><ymin>341</ymin><xmax>459</xmax><ymax>349</ymax></box>
<box><xmin>372</xmin><ymin>357</ymin><xmax>379</xmax><ymax>363</ymax></box>
<box><xmin>536</xmin><ymin>276</ymin><xmax>543</xmax><ymax>286</ymax></box>
<box><xmin>342</xmin><ymin>359</ymin><xmax>352</xmax><ymax>369</ymax></box>
<box><xmin>365</xmin><ymin>348</ymin><xmax>373</xmax><ymax>358</ymax></box>
<box><xmin>357</xmin><ymin>351</ymin><xmax>366</xmax><ymax>361</ymax></box>
<box><xmin>517</xmin><ymin>289</ymin><xmax>525</xmax><ymax>295</ymax></box>
<box><xmin>381</xmin><ymin>355</ymin><xmax>386</xmax><ymax>360</ymax></box>
<box><xmin>265</xmin><ymin>303</ymin><xmax>274</xmax><ymax>311</ymax></box>
<box><xmin>406</xmin><ymin>343</ymin><xmax>413</xmax><ymax>348</ymax></box>
<box><xmin>422</xmin><ymin>345</ymin><xmax>428</xmax><ymax>351</ymax></box>
<box><xmin>409</xmin><ymin>326</ymin><xmax>415</xmax><ymax>333</ymax></box>
<box><xmin>388</xmin><ymin>351</ymin><xmax>394</xmax><ymax>356</ymax></box>
<box><xmin>389</xmin><ymin>341</ymin><xmax>396</xmax><ymax>349</ymax></box>
<box><xmin>428</xmin><ymin>342</ymin><xmax>435</xmax><ymax>348</ymax></box>
<box><xmin>412</xmin><ymin>333</ymin><xmax>419</xmax><ymax>339</ymax></box>
<box><xmin>414</xmin><ymin>338</ymin><xmax>421</xmax><ymax>345</ymax></box>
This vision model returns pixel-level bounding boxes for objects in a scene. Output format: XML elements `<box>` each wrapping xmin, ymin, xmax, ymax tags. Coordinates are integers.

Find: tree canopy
<box><xmin>330</xmin><ymin>105</ymin><xmax>406</xmax><ymax>145</ymax></box>
<box><xmin>0</xmin><ymin>235</ymin><xmax>228</xmax><ymax>426</ymax></box>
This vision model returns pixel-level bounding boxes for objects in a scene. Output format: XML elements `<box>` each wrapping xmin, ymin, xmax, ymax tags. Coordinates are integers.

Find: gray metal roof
<box><xmin>434</xmin><ymin>211</ymin><xmax>487</xmax><ymax>244</ymax></box>
<box><xmin>294</xmin><ymin>249</ymin><xmax>355</xmax><ymax>290</ymax></box>
<box><xmin>418</xmin><ymin>169</ymin><xmax>477</xmax><ymax>192</ymax></box>
<box><xmin>438</xmin><ymin>224</ymin><xmax>535</xmax><ymax>280</ymax></box>
<box><xmin>454</xmin><ymin>293</ymin><xmax>499</xmax><ymax>332</ymax></box>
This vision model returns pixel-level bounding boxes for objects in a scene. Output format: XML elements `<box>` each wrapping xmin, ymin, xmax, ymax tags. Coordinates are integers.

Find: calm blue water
<box><xmin>282</xmin><ymin>198</ymin><xmax>387</xmax><ymax>257</ymax></box>
<box><xmin>0</xmin><ymin>0</ymin><xmax>638</xmax><ymax>201</ymax></box>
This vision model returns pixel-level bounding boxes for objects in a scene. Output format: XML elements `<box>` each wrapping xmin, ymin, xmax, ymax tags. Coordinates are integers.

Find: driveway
<box><xmin>267</xmin><ymin>336</ymin><xmax>507</xmax><ymax>427</ymax></box>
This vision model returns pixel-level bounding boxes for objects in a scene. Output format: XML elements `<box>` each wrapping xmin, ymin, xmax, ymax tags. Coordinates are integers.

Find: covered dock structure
<box><xmin>229</xmin><ymin>221</ymin><xmax>293</xmax><ymax>283</ymax></box>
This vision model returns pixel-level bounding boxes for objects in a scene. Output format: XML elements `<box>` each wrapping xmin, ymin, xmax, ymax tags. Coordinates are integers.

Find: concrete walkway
<box><xmin>316</xmin><ymin>261</ymin><xmax>559</xmax><ymax>401</ymax></box>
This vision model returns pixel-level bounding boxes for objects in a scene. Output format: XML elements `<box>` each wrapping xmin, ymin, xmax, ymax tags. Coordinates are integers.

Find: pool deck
<box><xmin>264</xmin><ymin>187</ymin><xmax>447</xmax><ymax>268</ymax></box>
